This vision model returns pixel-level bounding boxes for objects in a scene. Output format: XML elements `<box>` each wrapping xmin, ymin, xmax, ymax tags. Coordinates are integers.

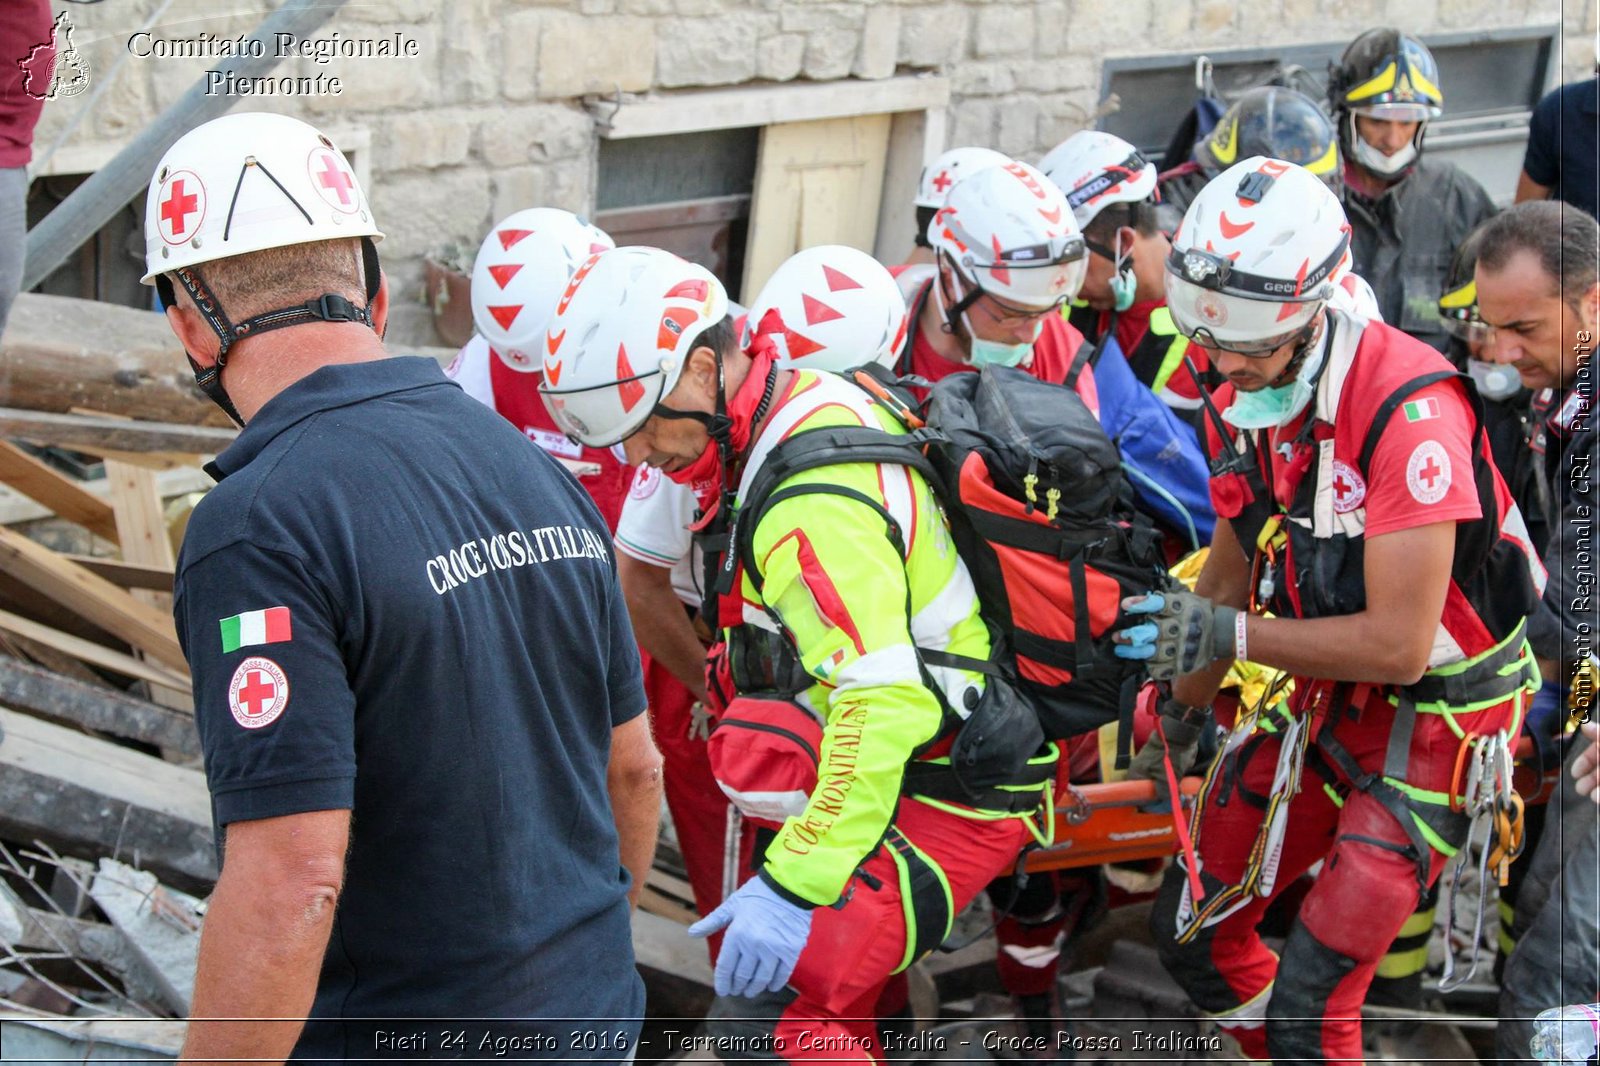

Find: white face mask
<box><xmin>1468</xmin><ymin>358</ymin><xmax>1522</xmax><ymax>401</ymax></box>
<box><xmin>1223</xmin><ymin>332</ymin><xmax>1328</xmax><ymax>430</ymax></box>
<box><xmin>1351</xmin><ymin>128</ymin><xmax>1419</xmax><ymax>178</ymax></box>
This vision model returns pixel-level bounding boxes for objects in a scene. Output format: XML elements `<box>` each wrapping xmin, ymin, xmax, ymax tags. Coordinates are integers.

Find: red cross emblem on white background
<box><xmin>308</xmin><ymin>147</ymin><xmax>359</xmax><ymax>213</ymax></box>
<box><xmin>229</xmin><ymin>657</ymin><xmax>289</xmax><ymax>729</ymax></box>
<box><xmin>931</xmin><ymin>169</ymin><xmax>954</xmax><ymax>194</ymax></box>
<box><xmin>1405</xmin><ymin>441</ymin><xmax>1451</xmax><ymax>505</ymax></box>
<box><xmin>1417</xmin><ymin>456</ymin><xmax>1443</xmax><ymax>488</ymax></box>
<box><xmin>1331</xmin><ymin>459</ymin><xmax>1366</xmax><ymax>514</ymax></box>
<box><xmin>157</xmin><ymin>170</ymin><xmax>206</xmax><ymax>245</ymax></box>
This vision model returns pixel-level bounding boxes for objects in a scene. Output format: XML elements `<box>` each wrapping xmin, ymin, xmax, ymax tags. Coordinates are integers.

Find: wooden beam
<box><xmin>598</xmin><ymin>75</ymin><xmax>950</xmax><ymax>140</ymax></box>
<box><xmin>58</xmin><ymin>556</ymin><xmax>174</xmax><ymax>594</ymax></box>
<box><xmin>0</xmin><ymin>295</ymin><xmax>225</xmax><ymax>427</ymax></box>
<box><xmin>0</xmin><ymin>609</ymin><xmax>189</xmax><ymax>694</ymax></box>
<box><xmin>103</xmin><ymin>460</ymin><xmax>188</xmax><ymax>712</ymax></box>
<box><xmin>0</xmin><ymin>656</ymin><xmax>197</xmax><ymax>756</ymax></box>
<box><xmin>0</xmin><ymin>528</ymin><xmax>186</xmax><ymax>671</ymax></box>
<box><xmin>0</xmin><ymin>442</ymin><xmax>119</xmax><ymax>544</ymax></box>
<box><xmin>0</xmin><ymin>709</ymin><xmax>216</xmax><ymax>892</ymax></box>
<box><xmin>0</xmin><ymin>409</ymin><xmax>235</xmax><ymax>455</ymax></box>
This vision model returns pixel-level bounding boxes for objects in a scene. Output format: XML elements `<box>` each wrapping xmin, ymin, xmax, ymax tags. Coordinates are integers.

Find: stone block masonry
<box><xmin>31</xmin><ymin>0</ymin><xmax>1567</xmax><ymax>350</ymax></box>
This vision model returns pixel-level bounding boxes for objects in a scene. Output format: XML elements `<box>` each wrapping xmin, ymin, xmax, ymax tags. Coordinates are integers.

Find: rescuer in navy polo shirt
<box><xmin>144</xmin><ymin>113</ymin><xmax>661</xmax><ymax>1063</ymax></box>
<box><xmin>1518</xmin><ymin>75</ymin><xmax>1600</xmax><ymax>220</ymax></box>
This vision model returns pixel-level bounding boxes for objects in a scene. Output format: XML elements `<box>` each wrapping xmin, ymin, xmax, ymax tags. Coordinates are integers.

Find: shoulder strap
<box><xmin>1065</xmin><ymin>313</ymin><xmax>1112</xmax><ymax>389</ymax></box>
<box><xmin>735</xmin><ymin>424</ymin><xmax>946</xmax><ymax>587</ymax></box>
<box><xmin>897</xmin><ymin>278</ymin><xmax>934</xmax><ymax>377</ymax></box>
<box><xmin>1356</xmin><ymin>369</ymin><xmax>1470</xmax><ymax>475</ymax></box>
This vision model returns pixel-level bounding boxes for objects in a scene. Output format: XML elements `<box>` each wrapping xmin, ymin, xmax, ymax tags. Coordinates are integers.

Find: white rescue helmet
<box><xmin>142</xmin><ymin>112</ymin><xmax>382</xmax><ymax>284</ymax></box>
<box><xmin>1165</xmin><ymin>156</ymin><xmax>1351</xmax><ymax>353</ymax></box>
<box><xmin>470</xmin><ymin>209</ymin><xmax>614</xmax><ymax>373</ymax></box>
<box><xmin>1037</xmin><ymin>130</ymin><xmax>1159</xmax><ymax>230</ymax></box>
<box><xmin>740</xmin><ymin>246</ymin><xmax>908</xmax><ymax>372</ymax></box>
<box><xmin>915</xmin><ymin>146</ymin><xmax>1011</xmax><ymax>209</ymax></box>
<box><xmin>929</xmin><ymin>160</ymin><xmax>1088</xmax><ymax>309</ymax></box>
<box><xmin>540</xmin><ymin>247</ymin><xmax>730</xmax><ymax>447</ymax></box>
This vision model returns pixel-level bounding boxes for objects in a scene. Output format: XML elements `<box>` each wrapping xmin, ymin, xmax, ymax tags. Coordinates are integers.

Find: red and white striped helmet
<box><xmin>539</xmin><ymin>247</ymin><xmax>729</xmax><ymax>447</ymax></box>
<box><xmin>740</xmin><ymin>246</ymin><xmax>908</xmax><ymax>371</ymax></box>
<box><xmin>1165</xmin><ymin>157</ymin><xmax>1351</xmax><ymax>353</ymax></box>
<box><xmin>1037</xmin><ymin>130</ymin><xmax>1159</xmax><ymax>230</ymax></box>
<box><xmin>470</xmin><ymin>208</ymin><xmax>614</xmax><ymax>372</ymax></box>
<box><xmin>928</xmin><ymin>160</ymin><xmax>1088</xmax><ymax>309</ymax></box>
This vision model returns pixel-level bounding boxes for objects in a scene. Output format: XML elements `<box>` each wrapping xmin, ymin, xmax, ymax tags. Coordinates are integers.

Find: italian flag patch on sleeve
<box><xmin>220</xmin><ymin>607</ymin><xmax>292</xmax><ymax>653</ymax></box>
<box><xmin>1402</xmin><ymin>397</ymin><xmax>1440</xmax><ymax>422</ymax></box>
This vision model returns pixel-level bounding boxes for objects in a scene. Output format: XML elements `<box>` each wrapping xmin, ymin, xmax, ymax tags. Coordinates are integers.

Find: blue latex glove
<box><xmin>688</xmin><ymin>873</ymin><xmax>813</xmax><ymax>997</ymax></box>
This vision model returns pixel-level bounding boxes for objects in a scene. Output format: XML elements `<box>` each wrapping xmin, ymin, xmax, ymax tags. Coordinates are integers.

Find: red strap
<box><xmin>1154</xmin><ymin>716</ymin><xmax>1205</xmax><ymax>903</ymax></box>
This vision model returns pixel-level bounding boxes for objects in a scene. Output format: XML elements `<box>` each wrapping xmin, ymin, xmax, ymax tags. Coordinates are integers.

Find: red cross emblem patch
<box><xmin>1405</xmin><ymin>440</ymin><xmax>1451</xmax><ymax>505</ymax></box>
<box><xmin>1331</xmin><ymin>459</ymin><xmax>1366</xmax><ymax>513</ymax></box>
<box><xmin>307</xmin><ymin>147</ymin><xmax>359</xmax><ymax>214</ymax></box>
<box><xmin>228</xmin><ymin>656</ymin><xmax>290</xmax><ymax>729</ymax></box>
<box><xmin>156</xmin><ymin>170</ymin><xmax>206</xmax><ymax>246</ymax></box>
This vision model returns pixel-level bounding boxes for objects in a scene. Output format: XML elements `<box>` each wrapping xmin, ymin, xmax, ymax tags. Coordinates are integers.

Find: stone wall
<box><xmin>33</xmin><ymin>0</ymin><xmax>1579</xmax><ymax>347</ymax></box>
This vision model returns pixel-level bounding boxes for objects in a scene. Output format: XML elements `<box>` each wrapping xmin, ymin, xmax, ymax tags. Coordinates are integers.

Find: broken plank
<box><xmin>103</xmin><ymin>460</ymin><xmax>188</xmax><ymax>713</ymax></box>
<box><xmin>0</xmin><ymin>408</ymin><xmax>235</xmax><ymax>455</ymax></box>
<box><xmin>0</xmin><ymin>708</ymin><xmax>215</xmax><ymax>891</ymax></box>
<box><xmin>59</xmin><ymin>555</ymin><xmax>174</xmax><ymax>594</ymax></box>
<box><xmin>0</xmin><ymin>442</ymin><xmax>119</xmax><ymax>544</ymax></box>
<box><xmin>0</xmin><ymin>527</ymin><xmax>186</xmax><ymax>671</ymax></box>
<box><xmin>0</xmin><ymin>609</ymin><xmax>190</xmax><ymax>691</ymax></box>
<box><xmin>0</xmin><ymin>656</ymin><xmax>198</xmax><ymax>756</ymax></box>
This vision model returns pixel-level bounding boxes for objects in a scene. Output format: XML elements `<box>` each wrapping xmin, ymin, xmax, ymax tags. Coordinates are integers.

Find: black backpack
<box><xmin>734</xmin><ymin>364</ymin><xmax>1173</xmax><ymax>763</ymax></box>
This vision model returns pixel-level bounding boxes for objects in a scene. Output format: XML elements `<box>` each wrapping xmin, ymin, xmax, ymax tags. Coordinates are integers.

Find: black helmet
<box><xmin>1328</xmin><ymin>29</ymin><xmax>1443</xmax><ymax>178</ymax></box>
<box><xmin>1195</xmin><ymin>87</ymin><xmax>1342</xmax><ymax>195</ymax></box>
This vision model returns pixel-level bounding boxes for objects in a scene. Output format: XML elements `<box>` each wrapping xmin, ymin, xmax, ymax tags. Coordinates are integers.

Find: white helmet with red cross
<box><xmin>539</xmin><ymin>246</ymin><xmax>730</xmax><ymax>447</ymax></box>
<box><xmin>928</xmin><ymin>160</ymin><xmax>1089</xmax><ymax>309</ymax></box>
<box><xmin>915</xmin><ymin>146</ymin><xmax>1011</xmax><ymax>209</ymax></box>
<box><xmin>740</xmin><ymin>246</ymin><xmax>908</xmax><ymax>371</ymax></box>
<box><xmin>1165</xmin><ymin>156</ymin><xmax>1352</xmax><ymax>353</ymax></box>
<box><xmin>1037</xmin><ymin>130</ymin><xmax>1159</xmax><ymax>230</ymax></box>
<box><xmin>470</xmin><ymin>208</ymin><xmax>615</xmax><ymax>373</ymax></box>
<box><xmin>142</xmin><ymin>111</ymin><xmax>382</xmax><ymax>284</ymax></box>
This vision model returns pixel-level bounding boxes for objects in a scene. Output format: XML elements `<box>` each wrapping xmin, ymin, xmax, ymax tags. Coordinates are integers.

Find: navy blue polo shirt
<box><xmin>174</xmin><ymin>357</ymin><xmax>646</xmax><ymax>1061</ymax></box>
<box><xmin>1524</xmin><ymin>77</ymin><xmax>1599</xmax><ymax>220</ymax></box>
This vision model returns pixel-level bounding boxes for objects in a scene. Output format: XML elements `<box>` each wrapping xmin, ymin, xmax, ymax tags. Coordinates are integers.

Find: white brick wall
<box><xmin>33</xmin><ymin>0</ymin><xmax>1571</xmax><ymax>348</ymax></box>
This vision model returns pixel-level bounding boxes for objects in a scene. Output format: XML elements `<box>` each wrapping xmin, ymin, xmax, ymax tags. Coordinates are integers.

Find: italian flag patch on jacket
<box><xmin>220</xmin><ymin>607</ymin><xmax>292</xmax><ymax>653</ymax></box>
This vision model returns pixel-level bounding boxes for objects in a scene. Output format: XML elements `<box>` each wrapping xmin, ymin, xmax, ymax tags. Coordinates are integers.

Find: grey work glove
<box><xmin>1114</xmin><ymin>591</ymin><xmax>1239</xmax><ymax>681</ymax></box>
<box><xmin>1126</xmin><ymin>707</ymin><xmax>1207</xmax><ymax>811</ymax></box>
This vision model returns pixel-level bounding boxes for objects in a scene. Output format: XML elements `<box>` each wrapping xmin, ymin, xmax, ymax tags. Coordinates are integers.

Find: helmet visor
<box><xmin>1439</xmin><ymin>314</ymin><xmax>1494</xmax><ymax>346</ymax></box>
<box><xmin>1353</xmin><ymin>102</ymin><xmax>1439</xmax><ymax>123</ymax></box>
<box><xmin>538</xmin><ymin>369</ymin><xmax>668</xmax><ymax>448</ymax></box>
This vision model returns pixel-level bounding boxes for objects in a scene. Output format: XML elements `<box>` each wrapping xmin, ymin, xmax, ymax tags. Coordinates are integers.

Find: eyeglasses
<box><xmin>1177</xmin><ymin>320</ymin><xmax>1314</xmax><ymax>358</ymax></box>
<box><xmin>976</xmin><ymin>289</ymin><xmax>1068</xmax><ymax>325</ymax></box>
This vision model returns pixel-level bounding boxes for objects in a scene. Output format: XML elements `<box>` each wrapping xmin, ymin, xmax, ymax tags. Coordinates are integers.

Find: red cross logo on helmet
<box><xmin>307</xmin><ymin>147</ymin><xmax>359</xmax><ymax>214</ymax></box>
<box><xmin>157</xmin><ymin>170</ymin><xmax>207</xmax><ymax>246</ymax></box>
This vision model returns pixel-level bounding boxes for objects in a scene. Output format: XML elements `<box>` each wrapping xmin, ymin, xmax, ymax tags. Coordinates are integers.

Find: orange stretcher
<box><xmin>1024</xmin><ymin>777</ymin><xmax>1204</xmax><ymax>872</ymax></box>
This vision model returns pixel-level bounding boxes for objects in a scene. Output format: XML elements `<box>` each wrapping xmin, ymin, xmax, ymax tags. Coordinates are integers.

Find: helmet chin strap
<box><xmin>935</xmin><ymin>253</ymin><xmax>984</xmax><ymax>339</ymax></box>
<box><xmin>1266</xmin><ymin>314</ymin><xmax>1325</xmax><ymax>389</ymax></box>
<box><xmin>156</xmin><ymin>237</ymin><xmax>383</xmax><ymax>427</ymax></box>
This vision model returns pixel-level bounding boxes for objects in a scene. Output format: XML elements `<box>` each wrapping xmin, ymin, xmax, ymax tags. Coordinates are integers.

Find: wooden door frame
<box><xmin>591</xmin><ymin>75</ymin><xmax>950</xmax><ymax>268</ymax></box>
